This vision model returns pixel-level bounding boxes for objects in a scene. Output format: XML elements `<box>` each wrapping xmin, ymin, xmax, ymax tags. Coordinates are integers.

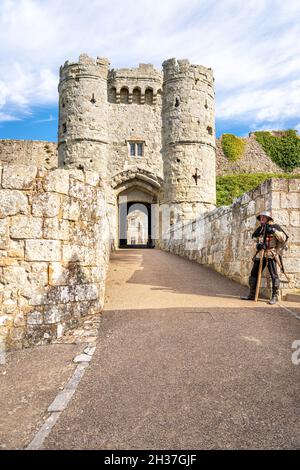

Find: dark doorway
<box><xmin>119</xmin><ymin>201</ymin><xmax>153</xmax><ymax>248</ymax></box>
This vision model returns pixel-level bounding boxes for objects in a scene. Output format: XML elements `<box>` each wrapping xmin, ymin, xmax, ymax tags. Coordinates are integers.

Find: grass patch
<box><xmin>221</xmin><ymin>134</ymin><xmax>246</xmax><ymax>161</ymax></box>
<box><xmin>254</xmin><ymin>130</ymin><xmax>300</xmax><ymax>171</ymax></box>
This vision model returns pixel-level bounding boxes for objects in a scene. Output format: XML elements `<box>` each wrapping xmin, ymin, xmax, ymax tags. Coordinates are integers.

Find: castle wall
<box><xmin>0</xmin><ymin>140</ymin><xmax>57</xmax><ymax>169</ymax></box>
<box><xmin>107</xmin><ymin>102</ymin><xmax>163</xmax><ymax>179</ymax></box>
<box><xmin>0</xmin><ymin>164</ymin><xmax>110</xmax><ymax>352</ymax></box>
<box><xmin>158</xmin><ymin>178</ymin><xmax>300</xmax><ymax>299</ymax></box>
<box><xmin>107</xmin><ymin>64</ymin><xmax>163</xmax><ymax>179</ymax></box>
<box><xmin>1</xmin><ymin>135</ymin><xmax>298</xmax><ymax>179</ymax></box>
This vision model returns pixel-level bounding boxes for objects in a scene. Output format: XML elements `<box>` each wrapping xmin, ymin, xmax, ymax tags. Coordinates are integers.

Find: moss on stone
<box><xmin>216</xmin><ymin>172</ymin><xmax>300</xmax><ymax>207</ymax></box>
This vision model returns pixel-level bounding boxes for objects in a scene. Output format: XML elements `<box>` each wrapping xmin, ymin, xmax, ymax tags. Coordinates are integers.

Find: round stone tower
<box><xmin>161</xmin><ymin>58</ymin><xmax>216</xmax><ymax>221</ymax></box>
<box><xmin>58</xmin><ymin>54</ymin><xmax>110</xmax><ymax>176</ymax></box>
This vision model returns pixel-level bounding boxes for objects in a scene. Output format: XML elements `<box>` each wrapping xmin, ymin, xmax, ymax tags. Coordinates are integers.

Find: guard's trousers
<box><xmin>251</xmin><ymin>257</ymin><xmax>279</xmax><ymax>283</ymax></box>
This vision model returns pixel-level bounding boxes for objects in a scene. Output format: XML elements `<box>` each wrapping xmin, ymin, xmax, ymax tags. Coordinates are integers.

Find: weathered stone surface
<box><xmin>0</xmin><ymin>162</ymin><xmax>109</xmax><ymax>352</ymax></box>
<box><xmin>10</xmin><ymin>216</ymin><xmax>43</xmax><ymax>239</ymax></box>
<box><xmin>2</xmin><ymin>164</ymin><xmax>37</xmax><ymax>189</ymax></box>
<box><xmin>43</xmin><ymin>218</ymin><xmax>69</xmax><ymax>240</ymax></box>
<box><xmin>27</xmin><ymin>311</ymin><xmax>43</xmax><ymax>325</ymax></box>
<box><xmin>44</xmin><ymin>306</ymin><xmax>62</xmax><ymax>324</ymax></box>
<box><xmin>25</xmin><ymin>240</ymin><xmax>61</xmax><ymax>261</ymax></box>
<box><xmin>69</xmin><ymin>178</ymin><xmax>86</xmax><ymax>200</ymax></box>
<box><xmin>29</xmin><ymin>263</ymin><xmax>49</xmax><ymax>287</ymax></box>
<box><xmin>0</xmin><ymin>219</ymin><xmax>9</xmax><ymax>248</ymax></box>
<box><xmin>0</xmin><ymin>265</ymin><xmax>28</xmax><ymax>287</ymax></box>
<box><xmin>0</xmin><ymin>190</ymin><xmax>28</xmax><ymax>218</ymax></box>
<box><xmin>271</xmin><ymin>210</ymin><xmax>289</xmax><ymax>226</ymax></box>
<box><xmin>62</xmin><ymin>245</ymin><xmax>95</xmax><ymax>265</ymax></box>
<box><xmin>85</xmin><ymin>171</ymin><xmax>100</xmax><ymax>187</ymax></box>
<box><xmin>62</xmin><ymin>198</ymin><xmax>80</xmax><ymax>221</ymax></box>
<box><xmin>6</xmin><ymin>239</ymin><xmax>25</xmax><ymax>258</ymax></box>
<box><xmin>290</xmin><ymin>211</ymin><xmax>300</xmax><ymax>227</ymax></box>
<box><xmin>43</xmin><ymin>169</ymin><xmax>70</xmax><ymax>194</ymax></box>
<box><xmin>284</xmin><ymin>259</ymin><xmax>300</xmax><ymax>273</ymax></box>
<box><xmin>0</xmin><ymin>140</ymin><xmax>57</xmax><ymax>168</ymax></box>
<box><xmin>32</xmin><ymin>193</ymin><xmax>61</xmax><ymax>218</ymax></box>
<box><xmin>280</xmin><ymin>193</ymin><xmax>300</xmax><ymax>209</ymax></box>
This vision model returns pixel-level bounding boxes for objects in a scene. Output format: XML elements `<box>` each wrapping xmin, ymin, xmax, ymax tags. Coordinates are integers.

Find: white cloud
<box><xmin>0</xmin><ymin>0</ymin><xmax>300</xmax><ymax>130</ymax></box>
<box><xmin>0</xmin><ymin>112</ymin><xmax>21</xmax><ymax>122</ymax></box>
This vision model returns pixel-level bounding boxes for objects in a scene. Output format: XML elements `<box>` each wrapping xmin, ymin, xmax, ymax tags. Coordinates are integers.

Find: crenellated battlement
<box><xmin>108</xmin><ymin>63</ymin><xmax>162</xmax><ymax>105</ymax></box>
<box><xmin>162</xmin><ymin>57</ymin><xmax>214</xmax><ymax>86</ymax></box>
<box><xmin>59</xmin><ymin>54</ymin><xmax>110</xmax><ymax>85</ymax></box>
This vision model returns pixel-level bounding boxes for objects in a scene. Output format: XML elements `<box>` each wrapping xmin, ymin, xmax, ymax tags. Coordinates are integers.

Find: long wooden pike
<box><xmin>254</xmin><ymin>247</ymin><xmax>265</xmax><ymax>302</ymax></box>
<box><xmin>254</xmin><ymin>223</ymin><xmax>267</xmax><ymax>302</ymax></box>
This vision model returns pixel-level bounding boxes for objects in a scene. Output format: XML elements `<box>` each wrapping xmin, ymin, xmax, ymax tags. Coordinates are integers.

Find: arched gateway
<box><xmin>111</xmin><ymin>169</ymin><xmax>163</xmax><ymax>248</ymax></box>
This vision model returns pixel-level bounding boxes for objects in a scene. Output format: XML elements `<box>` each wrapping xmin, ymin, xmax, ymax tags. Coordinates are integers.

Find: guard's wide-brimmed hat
<box><xmin>256</xmin><ymin>211</ymin><xmax>274</xmax><ymax>222</ymax></box>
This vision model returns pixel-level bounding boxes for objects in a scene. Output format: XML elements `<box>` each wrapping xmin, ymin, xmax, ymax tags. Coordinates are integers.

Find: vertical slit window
<box><xmin>130</xmin><ymin>143</ymin><xmax>136</xmax><ymax>156</ymax></box>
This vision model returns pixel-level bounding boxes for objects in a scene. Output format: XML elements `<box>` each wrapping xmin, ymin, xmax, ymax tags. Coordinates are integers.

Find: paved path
<box><xmin>44</xmin><ymin>249</ymin><xmax>300</xmax><ymax>449</ymax></box>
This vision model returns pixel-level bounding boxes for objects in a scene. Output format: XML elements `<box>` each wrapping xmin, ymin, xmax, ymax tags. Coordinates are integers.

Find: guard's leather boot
<box><xmin>241</xmin><ymin>276</ymin><xmax>257</xmax><ymax>300</ymax></box>
<box><xmin>268</xmin><ymin>279</ymin><xmax>279</xmax><ymax>305</ymax></box>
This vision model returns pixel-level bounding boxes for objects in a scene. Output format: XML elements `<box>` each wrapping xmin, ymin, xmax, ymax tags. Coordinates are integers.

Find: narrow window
<box><xmin>130</xmin><ymin>143</ymin><xmax>136</xmax><ymax>156</ymax></box>
<box><xmin>62</xmin><ymin>123</ymin><xmax>67</xmax><ymax>133</ymax></box>
<box><xmin>137</xmin><ymin>143</ymin><xmax>143</xmax><ymax>157</ymax></box>
<box><xmin>145</xmin><ymin>88</ymin><xmax>153</xmax><ymax>105</ymax></box>
<box><xmin>120</xmin><ymin>87</ymin><xmax>129</xmax><ymax>104</ymax></box>
<box><xmin>132</xmin><ymin>88</ymin><xmax>141</xmax><ymax>104</ymax></box>
<box><xmin>128</xmin><ymin>141</ymin><xmax>144</xmax><ymax>157</ymax></box>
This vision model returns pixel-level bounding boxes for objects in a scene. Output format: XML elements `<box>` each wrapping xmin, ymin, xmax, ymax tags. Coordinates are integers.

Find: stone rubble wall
<box><xmin>158</xmin><ymin>178</ymin><xmax>300</xmax><ymax>299</ymax></box>
<box><xmin>216</xmin><ymin>133</ymin><xmax>300</xmax><ymax>176</ymax></box>
<box><xmin>0</xmin><ymin>164</ymin><xmax>110</xmax><ymax>351</ymax></box>
<box><xmin>0</xmin><ymin>140</ymin><xmax>58</xmax><ymax>169</ymax></box>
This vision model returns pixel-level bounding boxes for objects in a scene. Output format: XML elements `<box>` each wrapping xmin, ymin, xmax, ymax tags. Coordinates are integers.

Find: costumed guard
<box><xmin>241</xmin><ymin>211</ymin><xmax>288</xmax><ymax>304</ymax></box>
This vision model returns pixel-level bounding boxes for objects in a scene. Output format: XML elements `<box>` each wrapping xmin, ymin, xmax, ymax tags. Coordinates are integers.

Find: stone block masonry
<box><xmin>0</xmin><ymin>164</ymin><xmax>110</xmax><ymax>351</ymax></box>
<box><xmin>158</xmin><ymin>179</ymin><xmax>300</xmax><ymax>300</ymax></box>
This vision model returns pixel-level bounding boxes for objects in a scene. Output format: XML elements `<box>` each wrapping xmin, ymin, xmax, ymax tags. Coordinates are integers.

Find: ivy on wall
<box><xmin>254</xmin><ymin>130</ymin><xmax>300</xmax><ymax>172</ymax></box>
<box><xmin>216</xmin><ymin>172</ymin><xmax>300</xmax><ymax>207</ymax></box>
<box><xmin>221</xmin><ymin>134</ymin><xmax>246</xmax><ymax>161</ymax></box>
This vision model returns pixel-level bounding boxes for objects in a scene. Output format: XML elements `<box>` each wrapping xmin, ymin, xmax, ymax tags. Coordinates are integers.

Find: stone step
<box><xmin>285</xmin><ymin>292</ymin><xmax>300</xmax><ymax>303</ymax></box>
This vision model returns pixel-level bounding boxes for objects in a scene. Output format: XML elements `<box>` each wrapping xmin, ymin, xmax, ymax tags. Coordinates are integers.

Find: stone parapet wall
<box><xmin>0</xmin><ymin>164</ymin><xmax>110</xmax><ymax>351</ymax></box>
<box><xmin>158</xmin><ymin>179</ymin><xmax>300</xmax><ymax>299</ymax></box>
<box><xmin>0</xmin><ymin>140</ymin><xmax>57</xmax><ymax>169</ymax></box>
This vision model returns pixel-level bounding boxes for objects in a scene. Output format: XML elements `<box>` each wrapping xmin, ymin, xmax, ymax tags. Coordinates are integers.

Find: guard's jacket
<box><xmin>252</xmin><ymin>222</ymin><xmax>287</xmax><ymax>259</ymax></box>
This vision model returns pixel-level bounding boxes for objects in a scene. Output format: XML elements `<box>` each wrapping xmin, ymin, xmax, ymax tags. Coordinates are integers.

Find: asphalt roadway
<box><xmin>43</xmin><ymin>249</ymin><xmax>300</xmax><ymax>449</ymax></box>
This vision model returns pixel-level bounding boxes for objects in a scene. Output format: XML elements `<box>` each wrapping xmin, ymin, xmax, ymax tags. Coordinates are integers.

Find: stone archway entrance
<box><xmin>110</xmin><ymin>169</ymin><xmax>163</xmax><ymax>250</ymax></box>
<box><xmin>119</xmin><ymin>201</ymin><xmax>153</xmax><ymax>248</ymax></box>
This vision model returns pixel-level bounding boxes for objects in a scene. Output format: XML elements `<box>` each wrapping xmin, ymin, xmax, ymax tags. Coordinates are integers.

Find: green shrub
<box><xmin>254</xmin><ymin>130</ymin><xmax>300</xmax><ymax>172</ymax></box>
<box><xmin>221</xmin><ymin>134</ymin><xmax>246</xmax><ymax>161</ymax></box>
<box><xmin>216</xmin><ymin>172</ymin><xmax>300</xmax><ymax>207</ymax></box>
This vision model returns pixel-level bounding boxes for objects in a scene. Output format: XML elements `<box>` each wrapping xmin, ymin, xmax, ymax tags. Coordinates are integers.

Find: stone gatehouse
<box><xmin>0</xmin><ymin>54</ymin><xmax>299</xmax><ymax>352</ymax></box>
<box><xmin>58</xmin><ymin>54</ymin><xmax>216</xmax><ymax>249</ymax></box>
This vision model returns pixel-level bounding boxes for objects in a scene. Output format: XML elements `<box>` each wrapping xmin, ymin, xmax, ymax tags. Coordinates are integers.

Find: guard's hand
<box><xmin>256</xmin><ymin>242</ymin><xmax>266</xmax><ymax>251</ymax></box>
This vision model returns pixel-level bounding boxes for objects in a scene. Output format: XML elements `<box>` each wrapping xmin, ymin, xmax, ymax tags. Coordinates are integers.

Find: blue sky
<box><xmin>1</xmin><ymin>0</ymin><xmax>300</xmax><ymax>141</ymax></box>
